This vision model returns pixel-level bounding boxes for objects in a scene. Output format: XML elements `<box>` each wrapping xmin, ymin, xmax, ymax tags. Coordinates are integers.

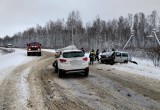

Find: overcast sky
<box><xmin>0</xmin><ymin>0</ymin><xmax>160</xmax><ymax>38</ymax></box>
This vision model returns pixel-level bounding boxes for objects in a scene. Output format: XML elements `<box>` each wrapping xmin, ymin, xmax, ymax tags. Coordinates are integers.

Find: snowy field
<box><xmin>113</xmin><ymin>57</ymin><xmax>160</xmax><ymax>80</ymax></box>
<box><xmin>94</xmin><ymin>56</ymin><xmax>160</xmax><ymax>80</ymax></box>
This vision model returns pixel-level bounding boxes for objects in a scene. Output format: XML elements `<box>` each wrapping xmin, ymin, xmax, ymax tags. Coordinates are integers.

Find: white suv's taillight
<box><xmin>59</xmin><ymin>59</ymin><xmax>67</xmax><ymax>63</ymax></box>
<box><xmin>83</xmin><ymin>57</ymin><xmax>88</xmax><ymax>61</ymax></box>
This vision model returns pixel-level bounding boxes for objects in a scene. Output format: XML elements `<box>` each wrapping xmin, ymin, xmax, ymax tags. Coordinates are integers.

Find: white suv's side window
<box><xmin>122</xmin><ymin>53</ymin><xmax>128</xmax><ymax>57</ymax></box>
<box><xmin>116</xmin><ymin>52</ymin><xmax>121</xmax><ymax>57</ymax></box>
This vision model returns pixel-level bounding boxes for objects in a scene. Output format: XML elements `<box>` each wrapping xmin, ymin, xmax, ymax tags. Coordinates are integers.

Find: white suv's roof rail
<box><xmin>62</xmin><ymin>49</ymin><xmax>82</xmax><ymax>53</ymax></box>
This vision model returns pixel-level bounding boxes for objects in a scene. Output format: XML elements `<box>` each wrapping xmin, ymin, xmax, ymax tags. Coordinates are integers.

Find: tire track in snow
<box><xmin>0</xmin><ymin>64</ymin><xmax>32</xmax><ymax>110</ymax></box>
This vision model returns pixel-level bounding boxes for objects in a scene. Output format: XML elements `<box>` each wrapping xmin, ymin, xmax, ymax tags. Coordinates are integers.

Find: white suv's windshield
<box><xmin>63</xmin><ymin>51</ymin><xmax>84</xmax><ymax>58</ymax></box>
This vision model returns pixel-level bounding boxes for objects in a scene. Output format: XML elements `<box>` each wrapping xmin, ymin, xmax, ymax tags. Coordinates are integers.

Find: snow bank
<box><xmin>0</xmin><ymin>48</ymin><xmax>36</xmax><ymax>84</ymax></box>
<box><xmin>0</xmin><ymin>47</ymin><xmax>15</xmax><ymax>54</ymax></box>
<box><xmin>0</xmin><ymin>48</ymin><xmax>35</xmax><ymax>70</ymax></box>
<box><xmin>0</xmin><ymin>50</ymin><xmax>2</xmax><ymax>55</ymax></box>
<box><xmin>132</xmin><ymin>57</ymin><xmax>154</xmax><ymax>67</ymax></box>
<box><xmin>94</xmin><ymin>56</ymin><xmax>160</xmax><ymax>80</ymax></box>
<box><xmin>113</xmin><ymin>57</ymin><xmax>160</xmax><ymax>80</ymax></box>
<box><xmin>17</xmin><ymin>68</ymin><xmax>31</xmax><ymax>107</ymax></box>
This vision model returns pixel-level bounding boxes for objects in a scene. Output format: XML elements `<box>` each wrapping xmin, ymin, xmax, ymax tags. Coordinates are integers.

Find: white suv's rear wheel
<box><xmin>84</xmin><ymin>67</ymin><xmax>89</xmax><ymax>77</ymax></box>
<box><xmin>58</xmin><ymin>69</ymin><xmax>65</xmax><ymax>78</ymax></box>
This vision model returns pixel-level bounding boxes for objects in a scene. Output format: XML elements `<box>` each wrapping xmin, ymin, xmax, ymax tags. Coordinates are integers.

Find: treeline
<box><xmin>0</xmin><ymin>10</ymin><xmax>160</xmax><ymax>51</ymax></box>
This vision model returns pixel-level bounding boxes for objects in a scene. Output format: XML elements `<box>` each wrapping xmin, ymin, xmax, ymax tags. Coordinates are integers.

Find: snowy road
<box><xmin>0</xmin><ymin>49</ymin><xmax>160</xmax><ymax>110</ymax></box>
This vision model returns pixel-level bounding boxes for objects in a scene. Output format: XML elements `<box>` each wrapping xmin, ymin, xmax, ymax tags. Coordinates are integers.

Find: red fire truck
<box><xmin>27</xmin><ymin>42</ymin><xmax>41</xmax><ymax>56</ymax></box>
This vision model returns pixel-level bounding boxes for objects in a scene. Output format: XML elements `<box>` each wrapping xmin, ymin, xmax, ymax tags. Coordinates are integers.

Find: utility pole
<box><xmin>71</xmin><ymin>26</ymin><xmax>74</xmax><ymax>45</ymax></box>
<box><xmin>152</xmin><ymin>29</ymin><xmax>160</xmax><ymax>46</ymax></box>
<box><xmin>123</xmin><ymin>30</ymin><xmax>135</xmax><ymax>50</ymax></box>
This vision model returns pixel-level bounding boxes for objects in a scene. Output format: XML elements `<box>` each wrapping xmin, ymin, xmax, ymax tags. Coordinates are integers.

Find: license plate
<box><xmin>70</xmin><ymin>60</ymin><xmax>82</xmax><ymax>65</ymax></box>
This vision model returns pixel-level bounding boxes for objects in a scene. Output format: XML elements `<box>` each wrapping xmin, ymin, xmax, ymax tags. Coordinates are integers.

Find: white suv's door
<box><xmin>121</xmin><ymin>53</ymin><xmax>128</xmax><ymax>62</ymax></box>
<box><xmin>114</xmin><ymin>52</ymin><xmax>122</xmax><ymax>62</ymax></box>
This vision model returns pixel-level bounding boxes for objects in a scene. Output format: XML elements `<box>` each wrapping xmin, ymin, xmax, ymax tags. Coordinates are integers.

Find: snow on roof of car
<box><xmin>62</xmin><ymin>49</ymin><xmax>82</xmax><ymax>53</ymax></box>
<box><xmin>100</xmin><ymin>51</ymin><xmax>128</xmax><ymax>56</ymax></box>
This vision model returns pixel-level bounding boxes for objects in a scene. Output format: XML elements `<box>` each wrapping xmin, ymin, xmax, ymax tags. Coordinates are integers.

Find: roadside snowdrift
<box><xmin>95</xmin><ymin>57</ymin><xmax>160</xmax><ymax>80</ymax></box>
<box><xmin>0</xmin><ymin>50</ymin><xmax>2</xmax><ymax>55</ymax></box>
<box><xmin>113</xmin><ymin>58</ymin><xmax>160</xmax><ymax>80</ymax></box>
<box><xmin>0</xmin><ymin>48</ymin><xmax>36</xmax><ymax>84</ymax></box>
<box><xmin>0</xmin><ymin>47</ymin><xmax>15</xmax><ymax>54</ymax></box>
<box><xmin>0</xmin><ymin>48</ymin><xmax>35</xmax><ymax>69</ymax></box>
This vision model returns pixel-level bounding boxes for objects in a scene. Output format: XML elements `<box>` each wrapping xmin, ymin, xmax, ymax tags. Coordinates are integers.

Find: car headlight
<box><xmin>29</xmin><ymin>49</ymin><xmax>31</xmax><ymax>51</ymax></box>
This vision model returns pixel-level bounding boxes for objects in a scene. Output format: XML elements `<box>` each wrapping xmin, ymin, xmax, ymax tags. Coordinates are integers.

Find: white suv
<box><xmin>100</xmin><ymin>51</ymin><xmax>131</xmax><ymax>64</ymax></box>
<box><xmin>53</xmin><ymin>50</ymin><xmax>89</xmax><ymax>78</ymax></box>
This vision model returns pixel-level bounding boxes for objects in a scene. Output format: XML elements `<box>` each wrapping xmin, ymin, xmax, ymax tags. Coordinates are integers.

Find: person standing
<box><xmin>95</xmin><ymin>49</ymin><xmax>100</xmax><ymax>61</ymax></box>
<box><xmin>89</xmin><ymin>49</ymin><xmax>95</xmax><ymax>65</ymax></box>
<box><xmin>81</xmin><ymin>47</ymin><xmax>85</xmax><ymax>54</ymax></box>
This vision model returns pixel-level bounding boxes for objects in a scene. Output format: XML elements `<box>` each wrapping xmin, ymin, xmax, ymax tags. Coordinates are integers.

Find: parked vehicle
<box><xmin>100</xmin><ymin>51</ymin><xmax>131</xmax><ymax>65</ymax></box>
<box><xmin>7</xmin><ymin>44</ymin><xmax>12</xmax><ymax>48</ymax></box>
<box><xmin>27</xmin><ymin>42</ymin><xmax>41</xmax><ymax>56</ymax></box>
<box><xmin>53</xmin><ymin>49</ymin><xmax>89</xmax><ymax>78</ymax></box>
<box><xmin>5</xmin><ymin>44</ymin><xmax>12</xmax><ymax>48</ymax></box>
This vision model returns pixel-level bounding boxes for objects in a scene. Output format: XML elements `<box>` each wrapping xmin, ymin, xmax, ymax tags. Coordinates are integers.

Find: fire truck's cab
<box><xmin>27</xmin><ymin>42</ymin><xmax>41</xmax><ymax>56</ymax></box>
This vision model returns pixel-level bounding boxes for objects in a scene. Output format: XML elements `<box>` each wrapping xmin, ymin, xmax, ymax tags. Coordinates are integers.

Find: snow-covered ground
<box><xmin>0</xmin><ymin>50</ymin><xmax>2</xmax><ymax>55</ymax></box>
<box><xmin>1</xmin><ymin>48</ymin><xmax>159</xmax><ymax>85</ymax></box>
<box><xmin>16</xmin><ymin>68</ymin><xmax>31</xmax><ymax>108</ymax></box>
<box><xmin>113</xmin><ymin>57</ymin><xmax>160</xmax><ymax>80</ymax></box>
<box><xmin>0</xmin><ymin>48</ymin><xmax>160</xmax><ymax>109</ymax></box>
<box><xmin>79</xmin><ymin>52</ymin><xmax>160</xmax><ymax>80</ymax></box>
<box><xmin>0</xmin><ymin>48</ymin><xmax>36</xmax><ymax>84</ymax></box>
<box><xmin>42</xmin><ymin>49</ymin><xmax>160</xmax><ymax>80</ymax></box>
<box><xmin>95</xmin><ymin>56</ymin><xmax>160</xmax><ymax>80</ymax></box>
<box><xmin>0</xmin><ymin>48</ymin><xmax>35</xmax><ymax>70</ymax></box>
